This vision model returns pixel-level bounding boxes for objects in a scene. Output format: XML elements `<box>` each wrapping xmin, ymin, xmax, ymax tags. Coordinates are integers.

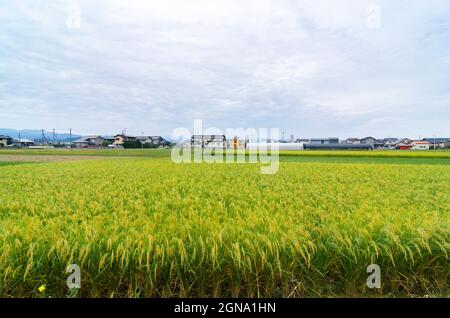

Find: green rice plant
<box><xmin>1</xmin><ymin>148</ymin><xmax>450</xmax><ymax>160</ymax></box>
<box><xmin>0</xmin><ymin>158</ymin><xmax>448</xmax><ymax>297</ymax></box>
<box><xmin>277</xmin><ymin>150</ymin><xmax>450</xmax><ymax>159</ymax></box>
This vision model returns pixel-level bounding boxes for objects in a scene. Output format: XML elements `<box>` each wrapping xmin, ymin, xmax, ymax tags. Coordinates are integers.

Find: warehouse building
<box><xmin>304</xmin><ymin>144</ymin><xmax>373</xmax><ymax>150</ymax></box>
<box><xmin>310</xmin><ymin>137</ymin><xmax>339</xmax><ymax>145</ymax></box>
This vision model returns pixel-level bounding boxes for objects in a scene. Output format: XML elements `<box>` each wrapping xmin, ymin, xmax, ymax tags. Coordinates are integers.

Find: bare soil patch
<box><xmin>0</xmin><ymin>155</ymin><xmax>106</xmax><ymax>162</ymax></box>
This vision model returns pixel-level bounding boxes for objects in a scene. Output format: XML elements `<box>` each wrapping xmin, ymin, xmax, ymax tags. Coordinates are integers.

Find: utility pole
<box><xmin>141</xmin><ymin>131</ymin><xmax>144</xmax><ymax>149</ymax></box>
<box><xmin>69</xmin><ymin>128</ymin><xmax>72</xmax><ymax>150</ymax></box>
<box><xmin>52</xmin><ymin>128</ymin><xmax>56</xmax><ymax>145</ymax></box>
<box><xmin>18</xmin><ymin>132</ymin><xmax>22</xmax><ymax>150</ymax></box>
<box><xmin>41</xmin><ymin>129</ymin><xmax>49</xmax><ymax>145</ymax></box>
<box><xmin>433</xmin><ymin>134</ymin><xmax>436</xmax><ymax>150</ymax></box>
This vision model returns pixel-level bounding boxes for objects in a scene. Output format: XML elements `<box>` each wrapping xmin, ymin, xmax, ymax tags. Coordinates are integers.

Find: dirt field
<box><xmin>0</xmin><ymin>155</ymin><xmax>107</xmax><ymax>162</ymax></box>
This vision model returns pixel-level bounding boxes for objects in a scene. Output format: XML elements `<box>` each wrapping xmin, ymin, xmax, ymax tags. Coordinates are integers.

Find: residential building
<box><xmin>396</xmin><ymin>139</ymin><xmax>413</xmax><ymax>150</ymax></box>
<box><xmin>422</xmin><ymin>137</ymin><xmax>450</xmax><ymax>144</ymax></box>
<box><xmin>411</xmin><ymin>140</ymin><xmax>431</xmax><ymax>150</ymax></box>
<box><xmin>342</xmin><ymin>138</ymin><xmax>360</xmax><ymax>144</ymax></box>
<box><xmin>136</xmin><ymin>135</ymin><xmax>170</xmax><ymax>147</ymax></box>
<box><xmin>397</xmin><ymin>144</ymin><xmax>413</xmax><ymax>150</ymax></box>
<box><xmin>73</xmin><ymin>136</ymin><xmax>104</xmax><ymax>148</ymax></box>
<box><xmin>12</xmin><ymin>138</ymin><xmax>35</xmax><ymax>147</ymax></box>
<box><xmin>422</xmin><ymin>138</ymin><xmax>450</xmax><ymax>149</ymax></box>
<box><xmin>360</xmin><ymin>137</ymin><xmax>384</xmax><ymax>149</ymax></box>
<box><xmin>135</xmin><ymin>136</ymin><xmax>148</xmax><ymax>143</ymax></box>
<box><xmin>148</xmin><ymin>136</ymin><xmax>169</xmax><ymax>146</ymax></box>
<box><xmin>384</xmin><ymin>138</ymin><xmax>399</xmax><ymax>150</ymax></box>
<box><xmin>102</xmin><ymin>137</ymin><xmax>115</xmax><ymax>144</ymax></box>
<box><xmin>191</xmin><ymin>135</ymin><xmax>226</xmax><ymax>148</ymax></box>
<box><xmin>0</xmin><ymin>135</ymin><xmax>13</xmax><ymax>147</ymax></box>
<box><xmin>113</xmin><ymin>134</ymin><xmax>137</xmax><ymax>146</ymax></box>
<box><xmin>383</xmin><ymin>138</ymin><xmax>398</xmax><ymax>143</ymax></box>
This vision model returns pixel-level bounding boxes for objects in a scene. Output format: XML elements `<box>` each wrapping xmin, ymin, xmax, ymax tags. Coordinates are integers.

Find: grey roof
<box><xmin>136</xmin><ymin>136</ymin><xmax>167</xmax><ymax>142</ymax></box>
<box><xmin>191</xmin><ymin>135</ymin><xmax>226</xmax><ymax>141</ymax></box>
<box><xmin>305</xmin><ymin>144</ymin><xmax>373</xmax><ymax>150</ymax></box>
<box><xmin>394</xmin><ymin>138</ymin><xmax>412</xmax><ymax>145</ymax></box>
<box><xmin>311</xmin><ymin>137</ymin><xmax>339</xmax><ymax>141</ymax></box>
<box><xmin>192</xmin><ymin>135</ymin><xmax>226</xmax><ymax>138</ymax></box>
<box><xmin>12</xmin><ymin>138</ymin><xmax>34</xmax><ymax>143</ymax></box>
<box><xmin>73</xmin><ymin>136</ymin><xmax>103</xmax><ymax>143</ymax></box>
<box><xmin>423</xmin><ymin>137</ymin><xmax>450</xmax><ymax>143</ymax></box>
<box><xmin>114</xmin><ymin>134</ymin><xmax>136</xmax><ymax>138</ymax></box>
<box><xmin>135</xmin><ymin>136</ymin><xmax>149</xmax><ymax>140</ymax></box>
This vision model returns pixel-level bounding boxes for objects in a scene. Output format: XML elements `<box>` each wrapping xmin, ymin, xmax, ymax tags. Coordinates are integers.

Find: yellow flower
<box><xmin>38</xmin><ymin>285</ymin><xmax>46</xmax><ymax>293</ymax></box>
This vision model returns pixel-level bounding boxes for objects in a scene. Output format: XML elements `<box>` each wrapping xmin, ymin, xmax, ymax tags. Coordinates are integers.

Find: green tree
<box><xmin>123</xmin><ymin>140</ymin><xmax>142</xmax><ymax>149</ymax></box>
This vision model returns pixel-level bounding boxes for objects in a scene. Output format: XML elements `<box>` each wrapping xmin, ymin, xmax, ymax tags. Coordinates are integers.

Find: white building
<box><xmin>190</xmin><ymin>135</ymin><xmax>226</xmax><ymax>148</ymax></box>
<box><xmin>12</xmin><ymin>138</ymin><xmax>35</xmax><ymax>147</ymax></box>
<box><xmin>411</xmin><ymin>141</ymin><xmax>431</xmax><ymax>150</ymax></box>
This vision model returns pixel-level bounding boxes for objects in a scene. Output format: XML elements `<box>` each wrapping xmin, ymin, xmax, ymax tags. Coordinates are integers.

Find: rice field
<box><xmin>277</xmin><ymin>149</ymin><xmax>450</xmax><ymax>159</ymax></box>
<box><xmin>0</xmin><ymin>157</ymin><xmax>449</xmax><ymax>297</ymax></box>
<box><xmin>0</xmin><ymin>148</ymin><xmax>171</xmax><ymax>158</ymax></box>
<box><xmin>1</xmin><ymin>148</ymin><xmax>450</xmax><ymax>159</ymax></box>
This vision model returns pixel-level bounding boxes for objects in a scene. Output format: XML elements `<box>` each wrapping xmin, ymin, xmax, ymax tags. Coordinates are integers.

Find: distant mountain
<box><xmin>0</xmin><ymin>128</ymin><xmax>81</xmax><ymax>142</ymax></box>
<box><xmin>0</xmin><ymin>128</ymin><xmax>174</xmax><ymax>143</ymax></box>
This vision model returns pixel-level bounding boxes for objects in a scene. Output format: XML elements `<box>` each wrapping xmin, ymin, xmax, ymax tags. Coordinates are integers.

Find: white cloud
<box><xmin>0</xmin><ymin>0</ymin><xmax>449</xmax><ymax>137</ymax></box>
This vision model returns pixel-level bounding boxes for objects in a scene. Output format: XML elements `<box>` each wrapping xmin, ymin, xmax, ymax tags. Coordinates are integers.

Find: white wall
<box><xmin>412</xmin><ymin>144</ymin><xmax>430</xmax><ymax>150</ymax></box>
<box><xmin>247</xmin><ymin>143</ymin><xmax>304</xmax><ymax>151</ymax></box>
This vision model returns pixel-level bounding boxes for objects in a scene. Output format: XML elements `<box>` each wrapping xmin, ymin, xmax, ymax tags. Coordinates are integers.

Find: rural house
<box><xmin>191</xmin><ymin>135</ymin><xmax>226</xmax><ymax>148</ymax></box>
<box><xmin>12</xmin><ymin>138</ymin><xmax>35</xmax><ymax>147</ymax></box>
<box><xmin>0</xmin><ymin>135</ymin><xmax>13</xmax><ymax>147</ymax></box>
<box><xmin>136</xmin><ymin>136</ymin><xmax>169</xmax><ymax>147</ymax></box>
<box><xmin>73</xmin><ymin>136</ymin><xmax>104</xmax><ymax>148</ymax></box>
<box><xmin>396</xmin><ymin>138</ymin><xmax>413</xmax><ymax>150</ymax></box>
<box><xmin>147</xmin><ymin>136</ymin><xmax>169</xmax><ymax>146</ymax></box>
<box><xmin>383</xmin><ymin>138</ymin><xmax>399</xmax><ymax>149</ymax></box>
<box><xmin>422</xmin><ymin>137</ymin><xmax>450</xmax><ymax>149</ymax></box>
<box><xmin>411</xmin><ymin>140</ymin><xmax>431</xmax><ymax>150</ymax></box>
<box><xmin>113</xmin><ymin>134</ymin><xmax>137</xmax><ymax>146</ymax></box>
<box><xmin>439</xmin><ymin>140</ymin><xmax>450</xmax><ymax>148</ymax></box>
<box><xmin>360</xmin><ymin>137</ymin><xmax>384</xmax><ymax>149</ymax></box>
<box><xmin>342</xmin><ymin>138</ymin><xmax>360</xmax><ymax>144</ymax></box>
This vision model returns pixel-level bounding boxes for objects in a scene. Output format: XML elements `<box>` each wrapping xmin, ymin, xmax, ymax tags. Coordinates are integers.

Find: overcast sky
<box><xmin>1</xmin><ymin>0</ymin><xmax>449</xmax><ymax>138</ymax></box>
